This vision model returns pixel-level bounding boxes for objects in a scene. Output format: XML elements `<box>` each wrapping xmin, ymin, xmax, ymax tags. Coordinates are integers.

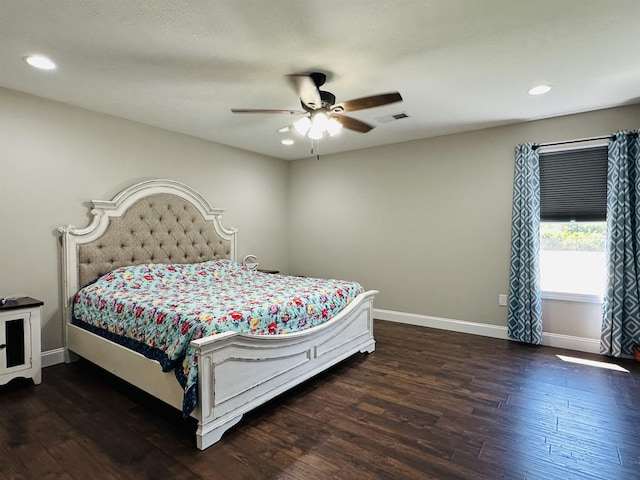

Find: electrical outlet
<box><xmin>498</xmin><ymin>294</ymin><xmax>508</xmax><ymax>307</ymax></box>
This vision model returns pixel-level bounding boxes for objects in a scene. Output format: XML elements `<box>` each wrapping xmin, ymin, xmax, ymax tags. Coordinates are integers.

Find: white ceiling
<box><xmin>2</xmin><ymin>1</ymin><xmax>640</xmax><ymax>161</ymax></box>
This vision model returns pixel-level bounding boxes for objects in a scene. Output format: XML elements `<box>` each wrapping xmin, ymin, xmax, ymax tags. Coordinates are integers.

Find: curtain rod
<box><xmin>532</xmin><ymin>132</ymin><xmax>638</xmax><ymax>151</ymax></box>
<box><xmin>532</xmin><ymin>134</ymin><xmax>614</xmax><ymax>151</ymax></box>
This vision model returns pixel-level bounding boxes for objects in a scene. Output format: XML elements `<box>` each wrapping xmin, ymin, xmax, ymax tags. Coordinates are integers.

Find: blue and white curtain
<box><xmin>508</xmin><ymin>143</ymin><xmax>543</xmax><ymax>344</ymax></box>
<box><xmin>601</xmin><ymin>130</ymin><xmax>640</xmax><ymax>356</ymax></box>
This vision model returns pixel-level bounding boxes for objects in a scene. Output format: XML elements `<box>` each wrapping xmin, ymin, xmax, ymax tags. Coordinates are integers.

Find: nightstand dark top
<box><xmin>257</xmin><ymin>269</ymin><xmax>279</xmax><ymax>274</ymax></box>
<box><xmin>0</xmin><ymin>297</ymin><xmax>44</xmax><ymax>311</ymax></box>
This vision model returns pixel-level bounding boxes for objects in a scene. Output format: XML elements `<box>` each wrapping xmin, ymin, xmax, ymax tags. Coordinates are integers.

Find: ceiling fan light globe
<box><xmin>308</xmin><ymin>127</ymin><xmax>323</xmax><ymax>140</ymax></box>
<box><xmin>312</xmin><ymin>112</ymin><xmax>329</xmax><ymax>130</ymax></box>
<box><xmin>327</xmin><ymin>118</ymin><xmax>343</xmax><ymax>137</ymax></box>
<box><xmin>293</xmin><ymin>117</ymin><xmax>311</xmax><ymax>135</ymax></box>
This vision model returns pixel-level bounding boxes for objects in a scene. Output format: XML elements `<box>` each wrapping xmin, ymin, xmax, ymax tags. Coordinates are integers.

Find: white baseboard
<box><xmin>374</xmin><ymin>308</ymin><xmax>510</xmax><ymax>339</ymax></box>
<box><xmin>41</xmin><ymin>348</ymin><xmax>66</xmax><ymax>368</ymax></box>
<box><xmin>540</xmin><ymin>332</ymin><xmax>600</xmax><ymax>354</ymax></box>
<box><xmin>373</xmin><ymin>308</ymin><xmax>601</xmax><ymax>355</ymax></box>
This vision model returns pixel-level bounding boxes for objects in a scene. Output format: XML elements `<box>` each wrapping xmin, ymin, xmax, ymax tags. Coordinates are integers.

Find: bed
<box><xmin>58</xmin><ymin>179</ymin><xmax>377</xmax><ymax>449</ymax></box>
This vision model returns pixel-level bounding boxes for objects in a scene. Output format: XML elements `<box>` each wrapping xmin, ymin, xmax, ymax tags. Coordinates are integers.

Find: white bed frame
<box><xmin>59</xmin><ymin>179</ymin><xmax>377</xmax><ymax>449</ymax></box>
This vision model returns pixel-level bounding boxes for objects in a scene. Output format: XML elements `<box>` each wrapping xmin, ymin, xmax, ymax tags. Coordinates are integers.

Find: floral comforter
<box><xmin>72</xmin><ymin>259</ymin><xmax>364</xmax><ymax>416</ymax></box>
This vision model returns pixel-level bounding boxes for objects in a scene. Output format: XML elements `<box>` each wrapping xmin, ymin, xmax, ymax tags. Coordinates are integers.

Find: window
<box><xmin>540</xmin><ymin>221</ymin><xmax>606</xmax><ymax>297</ymax></box>
<box><xmin>538</xmin><ymin>143</ymin><xmax>608</xmax><ymax>299</ymax></box>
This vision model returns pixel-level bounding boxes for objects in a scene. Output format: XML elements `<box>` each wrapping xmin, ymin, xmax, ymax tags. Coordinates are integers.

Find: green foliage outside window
<box><xmin>540</xmin><ymin>222</ymin><xmax>606</xmax><ymax>251</ymax></box>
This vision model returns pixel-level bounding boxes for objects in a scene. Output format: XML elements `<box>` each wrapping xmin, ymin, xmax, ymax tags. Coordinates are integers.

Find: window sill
<box><xmin>541</xmin><ymin>291</ymin><xmax>603</xmax><ymax>304</ymax></box>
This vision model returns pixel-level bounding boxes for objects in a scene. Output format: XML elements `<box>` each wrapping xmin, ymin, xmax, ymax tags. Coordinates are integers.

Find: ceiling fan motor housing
<box><xmin>320</xmin><ymin>90</ymin><xmax>336</xmax><ymax>108</ymax></box>
<box><xmin>301</xmin><ymin>90</ymin><xmax>336</xmax><ymax>112</ymax></box>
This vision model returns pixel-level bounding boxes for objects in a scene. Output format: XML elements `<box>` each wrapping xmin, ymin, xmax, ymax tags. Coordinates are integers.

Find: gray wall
<box><xmin>288</xmin><ymin>104</ymin><xmax>640</xmax><ymax>336</ymax></box>
<box><xmin>0</xmin><ymin>88</ymin><xmax>290</xmax><ymax>352</ymax></box>
<box><xmin>2</xmin><ymin>85</ymin><xmax>639</xmax><ymax>352</ymax></box>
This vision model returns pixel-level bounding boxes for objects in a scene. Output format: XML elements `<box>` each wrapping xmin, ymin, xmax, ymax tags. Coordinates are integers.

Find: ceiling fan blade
<box><xmin>231</xmin><ymin>108</ymin><xmax>306</xmax><ymax>114</ymax></box>
<box><xmin>333</xmin><ymin>92</ymin><xmax>403</xmax><ymax>113</ymax></box>
<box><xmin>287</xmin><ymin>74</ymin><xmax>322</xmax><ymax>110</ymax></box>
<box><xmin>333</xmin><ymin>114</ymin><xmax>374</xmax><ymax>133</ymax></box>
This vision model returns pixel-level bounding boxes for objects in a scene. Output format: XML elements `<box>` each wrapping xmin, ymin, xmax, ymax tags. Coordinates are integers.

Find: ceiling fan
<box><xmin>231</xmin><ymin>72</ymin><xmax>403</xmax><ymax>140</ymax></box>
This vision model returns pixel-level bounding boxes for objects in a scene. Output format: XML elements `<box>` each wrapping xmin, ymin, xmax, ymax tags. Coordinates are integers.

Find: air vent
<box><xmin>375</xmin><ymin>112</ymin><xmax>410</xmax><ymax>123</ymax></box>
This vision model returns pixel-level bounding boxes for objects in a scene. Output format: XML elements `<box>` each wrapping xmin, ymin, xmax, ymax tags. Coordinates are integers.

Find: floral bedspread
<box><xmin>71</xmin><ymin>259</ymin><xmax>364</xmax><ymax>416</ymax></box>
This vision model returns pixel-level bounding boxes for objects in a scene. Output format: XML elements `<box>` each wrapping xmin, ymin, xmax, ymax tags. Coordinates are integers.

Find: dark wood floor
<box><xmin>1</xmin><ymin>320</ymin><xmax>639</xmax><ymax>480</ymax></box>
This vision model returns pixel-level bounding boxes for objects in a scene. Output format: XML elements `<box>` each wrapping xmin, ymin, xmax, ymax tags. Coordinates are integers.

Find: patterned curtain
<box><xmin>507</xmin><ymin>143</ymin><xmax>543</xmax><ymax>344</ymax></box>
<box><xmin>601</xmin><ymin>130</ymin><xmax>640</xmax><ymax>356</ymax></box>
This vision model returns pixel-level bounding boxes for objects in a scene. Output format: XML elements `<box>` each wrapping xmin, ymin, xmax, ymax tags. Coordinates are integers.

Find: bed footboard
<box><xmin>192</xmin><ymin>289</ymin><xmax>377</xmax><ymax>449</ymax></box>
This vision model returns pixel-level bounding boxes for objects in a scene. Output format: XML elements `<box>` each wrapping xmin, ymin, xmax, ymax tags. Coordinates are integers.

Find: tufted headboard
<box><xmin>59</xmin><ymin>179</ymin><xmax>237</xmax><ymax>327</ymax></box>
<box><xmin>76</xmin><ymin>193</ymin><xmax>232</xmax><ymax>287</ymax></box>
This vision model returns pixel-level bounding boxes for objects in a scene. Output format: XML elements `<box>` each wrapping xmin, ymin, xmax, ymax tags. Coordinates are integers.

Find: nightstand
<box><xmin>0</xmin><ymin>297</ymin><xmax>43</xmax><ymax>386</ymax></box>
<box><xmin>257</xmin><ymin>269</ymin><xmax>279</xmax><ymax>274</ymax></box>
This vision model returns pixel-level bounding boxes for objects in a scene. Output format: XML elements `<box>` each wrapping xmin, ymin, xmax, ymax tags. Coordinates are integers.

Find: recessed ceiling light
<box><xmin>281</xmin><ymin>139</ymin><xmax>294</xmax><ymax>146</ymax></box>
<box><xmin>527</xmin><ymin>85</ymin><xmax>552</xmax><ymax>96</ymax></box>
<box><xmin>23</xmin><ymin>54</ymin><xmax>57</xmax><ymax>70</ymax></box>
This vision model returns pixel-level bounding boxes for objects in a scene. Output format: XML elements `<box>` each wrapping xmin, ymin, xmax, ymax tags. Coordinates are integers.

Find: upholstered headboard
<box><xmin>76</xmin><ymin>193</ymin><xmax>232</xmax><ymax>287</ymax></box>
<box><xmin>59</xmin><ymin>179</ymin><xmax>237</xmax><ymax>325</ymax></box>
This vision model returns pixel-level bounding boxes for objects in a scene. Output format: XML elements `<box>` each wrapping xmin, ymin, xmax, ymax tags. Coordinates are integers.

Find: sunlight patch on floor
<box><xmin>556</xmin><ymin>354</ymin><xmax>629</xmax><ymax>372</ymax></box>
